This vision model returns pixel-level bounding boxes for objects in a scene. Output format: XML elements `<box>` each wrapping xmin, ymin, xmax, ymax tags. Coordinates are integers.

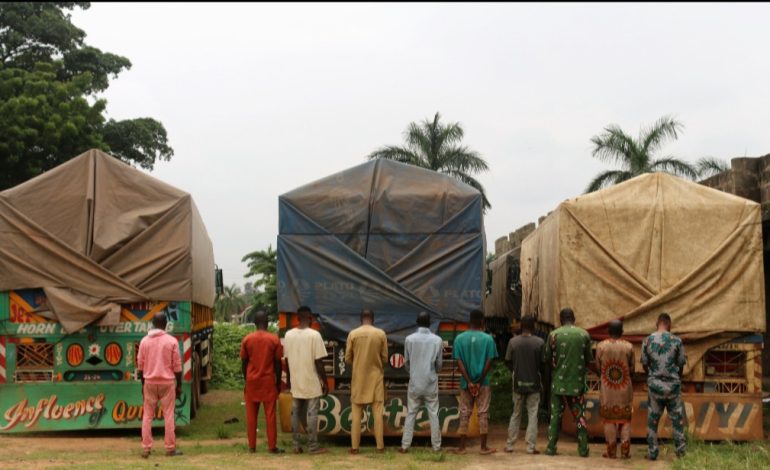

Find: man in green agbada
<box><xmin>544</xmin><ymin>308</ymin><xmax>592</xmax><ymax>457</ymax></box>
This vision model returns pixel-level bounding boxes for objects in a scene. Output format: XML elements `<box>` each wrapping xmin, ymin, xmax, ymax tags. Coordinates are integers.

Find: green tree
<box><xmin>586</xmin><ymin>116</ymin><xmax>697</xmax><ymax>193</ymax></box>
<box><xmin>696</xmin><ymin>157</ymin><xmax>730</xmax><ymax>179</ymax></box>
<box><xmin>214</xmin><ymin>284</ymin><xmax>246</xmax><ymax>322</ymax></box>
<box><xmin>368</xmin><ymin>112</ymin><xmax>491</xmax><ymax>210</ymax></box>
<box><xmin>0</xmin><ymin>2</ymin><xmax>172</xmax><ymax>189</ymax></box>
<box><xmin>242</xmin><ymin>245</ymin><xmax>278</xmax><ymax>319</ymax></box>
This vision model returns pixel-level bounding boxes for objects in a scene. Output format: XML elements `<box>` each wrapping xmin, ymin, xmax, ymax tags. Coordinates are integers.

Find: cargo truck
<box><xmin>275</xmin><ymin>159</ymin><xmax>486</xmax><ymax>437</ymax></box>
<box><xmin>520</xmin><ymin>172</ymin><xmax>765</xmax><ymax>440</ymax></box>
<box><xmin>0</xmin><ymin>150</ymin><xmax>219</xmax><ymax>432</ymax></box>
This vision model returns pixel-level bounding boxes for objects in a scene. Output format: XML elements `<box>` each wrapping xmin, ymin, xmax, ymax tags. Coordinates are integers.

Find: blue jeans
<box><xmin>400</xmin><ymin>392</ymin><xmax>441</xmax><ymax>451</ymax></box>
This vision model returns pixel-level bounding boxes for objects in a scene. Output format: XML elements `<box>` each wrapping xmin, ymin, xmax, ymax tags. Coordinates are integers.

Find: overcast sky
<box><xmin>73</xmin><ymin>3</ymin><xmax>770</xmax><ymax>287</ymax></box>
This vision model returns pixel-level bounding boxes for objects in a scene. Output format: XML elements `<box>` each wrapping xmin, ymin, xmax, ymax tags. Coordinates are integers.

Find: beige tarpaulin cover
<box><xmin>520</xmin><ymin>173</ymin><xmax>765</xmax><ymax>375</ymax></box>
<box><xmin>0</xmin><ymin>149</ymin><xmax>215</xmax><ymax>333</ymax></box>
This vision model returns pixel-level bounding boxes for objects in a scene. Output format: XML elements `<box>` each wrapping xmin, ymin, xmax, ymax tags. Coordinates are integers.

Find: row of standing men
<box><xmin>135</xmin><ymin>305</ymin><xmax>687</xmax><ymax>460</ymax></box>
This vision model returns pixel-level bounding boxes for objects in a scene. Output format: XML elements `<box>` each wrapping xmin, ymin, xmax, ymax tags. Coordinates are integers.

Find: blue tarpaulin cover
<box><xmin>277</xmin><ymin>159</ymin><xmax>485</xmax><ymax>344</ymax></box>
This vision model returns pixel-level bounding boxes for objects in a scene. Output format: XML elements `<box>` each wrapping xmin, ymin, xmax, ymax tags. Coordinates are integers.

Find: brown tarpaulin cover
<box><xmin>520</xmin><ymin>173</ymin><xmax>766</xmax><ymax>375</ymax></box>
<box><xmin>0</xmin><ymin>149</ymin><xmax>215</xmax><ymax>333</ymax></box>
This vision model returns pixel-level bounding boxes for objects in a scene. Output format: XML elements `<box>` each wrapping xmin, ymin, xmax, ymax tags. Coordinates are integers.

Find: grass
<box><xmin>673</xmin><ymin>439</ymin><xmax>770</xmax><ymax>470</ymax></box>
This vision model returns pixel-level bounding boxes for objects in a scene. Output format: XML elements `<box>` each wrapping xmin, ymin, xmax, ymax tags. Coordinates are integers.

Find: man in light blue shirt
<box><xmin>399</xmin><ymin>311</ymin><xmax>444</xmax><ymax>453</ymax></box>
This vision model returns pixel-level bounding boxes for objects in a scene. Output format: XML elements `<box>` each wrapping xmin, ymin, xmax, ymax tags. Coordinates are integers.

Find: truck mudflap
<box><xmin>0</xmin><ymin>382</ymin><xmax>193</xmax><ymax>433</ymax></box>
<box><xmin>562</xmin><ymin>391</ymin><xmax>764</xmax><ymax>441</ymax></box>
<box><xmin>278</xmin><ymin>391</ymin><xmax>480</xmax><ymax>438</ymax></box>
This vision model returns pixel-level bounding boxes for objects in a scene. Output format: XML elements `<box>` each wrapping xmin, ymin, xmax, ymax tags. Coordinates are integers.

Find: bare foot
<box><xmin>480</xmin><ymin>447</ymin><xmax>497</xmax><ymax>455</ymax></box>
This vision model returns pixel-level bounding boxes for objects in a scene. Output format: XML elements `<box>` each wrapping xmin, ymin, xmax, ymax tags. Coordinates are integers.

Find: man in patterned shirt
<box><xmin>544</xmin><ymin>308</ymin><xmax>592</xmax><ymax>457</ymax></box>
<box><xmin>595</xmin><ymin>319</ymin><xmax>634</xmax><ymax>459</ymax></box>
<box><xmin>641</xmin><ymin>312</ymin><xmax>687</xmax><ymax>460</ymax></box>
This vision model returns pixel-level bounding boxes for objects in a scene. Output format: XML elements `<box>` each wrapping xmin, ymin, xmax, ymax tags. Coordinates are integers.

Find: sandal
<box><xmin>480</xmin><ymin>447</ymin><xmax>497</xmax><ymax>455</ymax></box>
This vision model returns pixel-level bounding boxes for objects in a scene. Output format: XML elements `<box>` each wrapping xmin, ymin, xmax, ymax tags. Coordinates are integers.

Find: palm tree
<box><xmin>214</xmin><ymin>284</ymin><xmax>245</xmax><ymax>322</ymax></box>
<box><xmin>242</xmin><ymin>245</ymin><xmax>278</xmax><ymax>318</ymax></box>
<box><xmin>368</xmin><ymin>112</ymin><xmax>491</xmax><ymax>210</ymax></box>
<box><xmin>586</xmin><ymin>116</ymin><xmax>698</xmax><ymax>193</ymax></box>
<box><xmin>696</xmin><ymin>157</ymin><xmax>730</xmax><ymax>179</ymax></box>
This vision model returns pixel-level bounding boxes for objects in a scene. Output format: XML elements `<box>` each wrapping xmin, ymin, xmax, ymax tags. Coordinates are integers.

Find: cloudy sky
<box><xmin>73</xmin><ymin>3</ymin><xmax>770</xmax><ymax>287</ymax></box>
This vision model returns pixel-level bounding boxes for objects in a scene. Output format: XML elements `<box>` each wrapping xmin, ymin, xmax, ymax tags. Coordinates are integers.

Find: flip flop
<box><xmin>480</xmin><ymin>448</ymin><xmax>497</xmax><ymax>455</ymax></box>
<box><xmin>452</xmin><ymin>448</ymin><xmax>467</xmax><ymax>455</ymax></box>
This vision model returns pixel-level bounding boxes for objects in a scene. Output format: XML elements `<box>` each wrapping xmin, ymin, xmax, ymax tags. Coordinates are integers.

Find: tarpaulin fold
<box><xmin>0</xmin><ymin>149</ymin><xmax>215</xmax><ymax>332</ymax></box>
<box><xmin>278</xmin><ymin>159</ymin><xmax>485</xmax><ymax>344</ymax></box>
<box><xmin>520</xmin><ymin>172</ymin><xmax>766</xmax><ymax>376</ymax></box>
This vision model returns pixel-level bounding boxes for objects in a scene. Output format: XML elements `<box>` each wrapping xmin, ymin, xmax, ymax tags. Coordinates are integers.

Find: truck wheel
<box><xmin>190</xmin><ymin>352</ymin><xmax>201</xmax><ymax>419</ymax></box>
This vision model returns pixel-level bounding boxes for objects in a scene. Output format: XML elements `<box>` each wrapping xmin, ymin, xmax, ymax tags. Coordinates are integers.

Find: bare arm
<box><xmin>478</xmin><ymin>358</ymin><xmax>494</xmax><ymax>385</ymax></box>
<box><xmin>315</xmin><ymin>358</ymin><xmax>328</xmax><ymax>395</ymax></box>
<box><xmin>457</xmin><ymin>359</ymin><xmax>475</xmax><ymax>391</ymax></box>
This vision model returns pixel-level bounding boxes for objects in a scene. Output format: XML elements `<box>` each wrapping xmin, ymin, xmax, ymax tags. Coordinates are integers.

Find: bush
<box><xmin>489</xmin><ymin>361</ymin><xmax>513</xmax><ymax>423</ymax></box>
<box><xmin>210</xmin><ymin>322</ymin><xmax>254</xmax><ymax>390</ymax></box>
<box><xmin>210</xmin><ymin>321</ymin><xmax>279</xmax><ymax>390</ymax></box>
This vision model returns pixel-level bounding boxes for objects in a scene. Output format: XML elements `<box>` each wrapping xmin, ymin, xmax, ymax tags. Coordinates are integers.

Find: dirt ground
<box><xmin>0</xmin><ymin>428</ymin><xmax>672</xmax><ymax>470</ymax></box>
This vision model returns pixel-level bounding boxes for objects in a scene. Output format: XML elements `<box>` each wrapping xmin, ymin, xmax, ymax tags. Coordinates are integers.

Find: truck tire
<box><xmin>190</xmin><ymin>351</ymin><xmax>201</xmax><ymax>419</ymax></box>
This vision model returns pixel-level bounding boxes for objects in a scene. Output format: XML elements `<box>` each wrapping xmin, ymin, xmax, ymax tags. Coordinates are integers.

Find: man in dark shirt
<box><xmin>504</xmin><ymin>315</ymin><xmax>544</xmax><ymax>454</ymax></box>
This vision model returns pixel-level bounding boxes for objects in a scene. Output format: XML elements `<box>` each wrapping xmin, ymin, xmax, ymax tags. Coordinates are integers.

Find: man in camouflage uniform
<box><xmin>544</xmin><ymin>308</ymin><xmax>592</xmax><ymax>457</ymax></box>
<box><xmin>641</xmin><ymin>312</ymin><xmax>687</xmax><ymax>460</ymax></box>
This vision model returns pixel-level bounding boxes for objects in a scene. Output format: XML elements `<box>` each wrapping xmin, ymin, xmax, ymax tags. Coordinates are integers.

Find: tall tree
<box><xmin>242</xmin><ymin>245</ymin><xmax>278</xmax><ymax>319</ymax></box>
<box><xmin>696</xmin><ymin>157</ymin><xmax>730</xmax><ymax>179</ymax></box>
<box><xmin>368</xmin><ymin>112</ymin><xmax>491</xmax><ymax>210</ymax></box>
<box><xmin>586</xmin><ymin>116</ymin><xmax>697</xmax><ymax>193</ymax></box>
<box><xmin>214</xmin><ymin>284</ymin><xmax>246</xmax><ymax>322</ymax></box>
<box><xmin>0</xmin><ymin>2</ymin><xmax>173</xmax><ymax>189</ymax></box>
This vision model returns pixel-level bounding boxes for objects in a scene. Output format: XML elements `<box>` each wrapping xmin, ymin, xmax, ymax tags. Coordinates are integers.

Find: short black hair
<box><xmin>521</xmin><ymin>314</ymin><xmax>535</xmax><ymax>332</ymax></box>
<box><xmin>152</xmin><ymin>311</ymin><xmax>168</xmax><ymax>330</ymax></box>
<box><xmin>559</xmin><ymin>308</ymin><xmax>575</xmax><ymax>324</ymax></box>
<box><xmin>297</xmin><ymin>305</ymin><xmax>312</xmax><ymax>315</ymax></box>
<box><xmin>469</xmin><ymin>309</ymin><xmax>484</xmax><ymax>326</ymax></box>
<box><xmin>417</xmin><ymin>311</ymin><xmax>430</xmax><ymax>327</ymax></box>
<box><xmin>361</xmin><ymin>308</ymin><xmax>374</xmax><ymax>323</ymax></box>
<box><xmin>608</xmin><ymin>319</ymin><xmax>623</xmax><ymax>338</ymax></box>
<box><xmin>657</xmin><ymin>312</ymin><xmax>672</xmax><ymax>326</ymax></box>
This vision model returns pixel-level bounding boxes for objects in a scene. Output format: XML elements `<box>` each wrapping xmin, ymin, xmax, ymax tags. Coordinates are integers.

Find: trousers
<box><xmin>401</xmin><ymin>391</ymin><xmax>441</xmax><ymax>451</ymax></box>
<box><xmin>350</xmin><ymin>401</ymin><xmax>384</xmax><ymax>450</ymax></box>
<box><xmin>141</xmin><ymin>383</ymin><xmax>176</xmax><ymax>452</ymax></box>
<box><xmin>546</xmin><ymin>393</ymin><xmax>588</xmax><ymax>457</ymax></box>
<box><xmin>506</xmin><ymin>391</ymin><xmax>539</xmax><ymax>452</ymax></box>
<box><xmin>245</xmin><ymin>399</ymin><xmax>277</xmax><ymax>450</ymax></box>
<box><xmin>292</xmin><ymin>397</ymin><xmax>320</xmax><ymax>451</ymax></box>
<box><xmin>647</xmin><ymin>392</ymin><xmax>686</xmax><ymax>459</ymax></box>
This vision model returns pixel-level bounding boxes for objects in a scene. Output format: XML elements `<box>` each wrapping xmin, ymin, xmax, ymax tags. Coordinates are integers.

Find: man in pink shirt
<box><xmin>137</xmin><ymin>311</ymin><xmax>183</xmax><ymax>458</ymax></box>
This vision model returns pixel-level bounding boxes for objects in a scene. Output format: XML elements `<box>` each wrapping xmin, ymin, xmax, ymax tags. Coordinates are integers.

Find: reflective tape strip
<box><xmin>0</xmin><ymin>337</ymin><xmax>6</xmax><ymax>383</ymax></box>
<box><xmin>183</xmin><ymin>334</ymin><xmax>192</xmax><ymax>381</ymax></box>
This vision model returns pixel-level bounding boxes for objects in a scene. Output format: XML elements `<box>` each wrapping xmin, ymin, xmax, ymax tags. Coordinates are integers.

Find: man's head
<box><xmin>559</xmin><ymin>308</ymin><xmax>575</xmax><ymax>326</ymax></box>
<box><xmin>360</xmin><ymin>308</ymin><xmax>374</xmax><ymax>325</ymax></box>
<box><xmin>608</xmin><ymin>319</ymin><xmax>623</xmax><ymax>338</ymax></box>
<box><xmin>469</xmin><ymin>309</ymin><xmax>484</xmax><ymax>329</ymax></box>
<box><xmin>297</xmin><ymin>305</ymin><xmax>313</xmax><ymax>327</ymax></box>
<box><xmin>152</xmin><ymin>311</ymin><xmax>168</xmax><ymax>331</ymax></box>
<box><xmin>520</xmin><ymin>314</ymin><xmax>535</xmax><ymax>334</ymax></box>
<box><xmin>417</xmin><ymin>311</ymin><xmax>430</xmax><ymax>328</ymax></box>
<box><xmin>253</xmin><ymin>310</ymin><xmax>268</xmax><ymax>330</ymax></box>
<box><xmin>657</xmin><ymin>312</ymin><xmax>672</xmax><ymax>331</ymax></box>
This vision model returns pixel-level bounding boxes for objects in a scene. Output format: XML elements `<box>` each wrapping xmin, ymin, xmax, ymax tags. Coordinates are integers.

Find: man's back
<box><xmin>138</xmin><ymin>329</ymin><xmax>181</xmax><ymax>384</ymax></box>
<box><xmin>404</xmin><ymin>327</ymin><xmax>443</xmax><ymax>395</ymax></box>
<box><xmin>641</xmin><ymin>331</ymin><xmax>686</xmax><ymax>397</ymax></box>
<box><xmin>284</xmin><ymin>327</ymin><xmax>327</xmax><ymax>399</ymax></box>
<box><xmin>241</xmin><ymin>330</ymin><xmax>282</xmax><ymax>400</ymax></box>
<box><xmin>545</xmin><ymin>325</ymin><xmax>592</xmax><ymax>396</ymax></box>
<box><xmin>346</xmin><ymin>325</ymin><xmax>388</xmax><ymax>404</ymax></box>
<box><xmin>452</xmin><ymin>330</ymin><xmax>498</xmax><ymax>388</ymax></box>
<box><xmin>506</xmin><ymin>335</ymin><xmax>544</xmax><ymax>393</ymax></box>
